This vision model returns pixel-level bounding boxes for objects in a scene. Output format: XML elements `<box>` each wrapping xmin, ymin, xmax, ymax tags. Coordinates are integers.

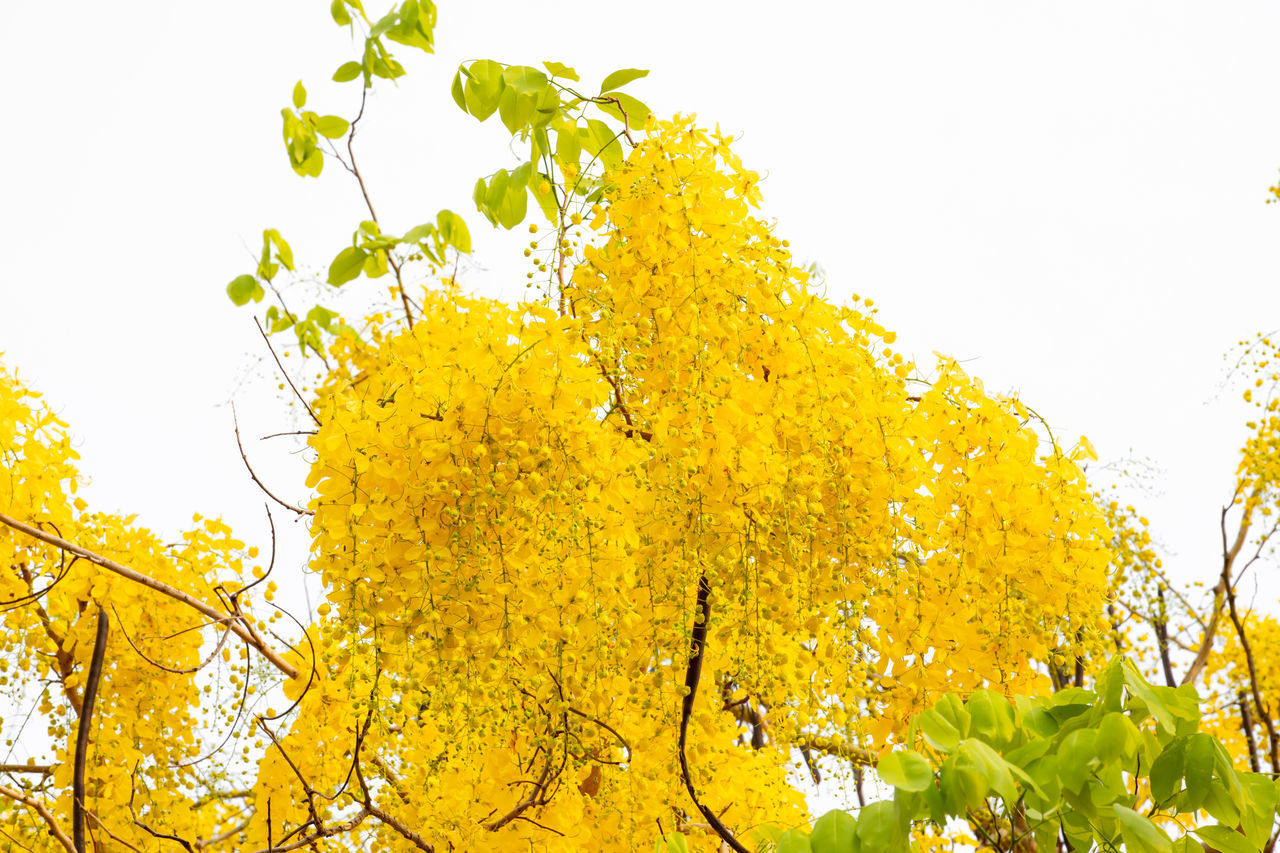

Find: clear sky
<box><xmin>2</xmin><ymin>0</ymin><xmax>1280</xmax><ymax>809</ymax></box>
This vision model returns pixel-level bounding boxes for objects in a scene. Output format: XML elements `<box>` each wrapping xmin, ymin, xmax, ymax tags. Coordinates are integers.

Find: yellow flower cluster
<box><xmin>0</xmin><ymin>364</ymin><xmax>259</xmax><ymax>850</ymax></box>
<box><xmin>288</xmin><ymin>117</ymin><xmax>1115</xmax><ymax>850</ymax></box>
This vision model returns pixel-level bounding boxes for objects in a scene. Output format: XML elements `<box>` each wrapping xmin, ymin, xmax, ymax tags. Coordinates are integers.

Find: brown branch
<box><xmin>1153</xmin><ymin>587</ymin><xmax>1177</xmax><ymax>688</ymax></box>
<box><xmin>254</xmin><ymin>317</ymin><xmax>320</xmax><ymax>426</ymax></box>
<box><xmin>1223</xmin><ymin>572</ymin><xmax>1280</xmax><ymax>773</ymax></box>
<box><xmin>341</xmin><ymin>86</ymin><xmax>414</xmax><ymax>329</ymax></box>
<box><xmin>195</xmin><ymin>814</ymin><xmax>254</xmax><ymax>850</ymax></box>
<box><xmin>15</xmin><ymin>560</ymin><xmax>84</xmax><ymax>716</ymax></box>
<box><xmin>792</xmin><ymin>735</ymin><xmax>876</xmax><ymax>767</ymax></box>
<box><xmin>72</xmin><ymin>607</ymin><xmax>109</xmax><ymax>853</ymax></box>
<box><xmin>0</xmin><ymin>764</ymin><xmax>53</xmax><ymax>775</ymax></box>
<box><xmin>0</xmin><ymin>785</ymin><xmax>76</xmax><ymax>853</ymax></box>
<box><xmin>232</xmin><ymin>408</ymin><xmax>313</xmax><ymax>517</ymax></box>
<box><xmin>678</xmin><ymin>574</ymin><xmax>750</xmax><ymax>853</ymax></box>
<box><xmin>1182</xmin><ymin>493</ymin><xmax>1259</xmax><ymax>686</ymax></box>
<box><xmin>0</xmin><ymin>513</ymin><xmax>298</xmax><ymax>679</ymax></box>
<box><xmin>1238</xmin><ymin>689</ymin><xmax>1262</xmax><ymax>774</ymax></box>
<box><xmin>244</xmin><ymin>809</ymin><xmax>370</xmax><ymax>853</ymax></box>
<box><xmin>191</xmin><ymin>789</ymin><xmax>254</xmax><ymax>810</ymax></box>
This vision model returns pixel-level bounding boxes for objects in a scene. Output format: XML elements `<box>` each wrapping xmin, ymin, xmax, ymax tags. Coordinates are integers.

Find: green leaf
<box><xmin>1150</xmin><ymin>737</ymin><xmax>1189</xmax><ymax>804</ymax></box>
<box><xmin>333</xmin><ymin>61</ymin><xmax>362</xmax><ymax>82</ymax></box>
<box><xmin>1113</xmin><ymin>805</ymin><xmax>1173</xmax><ymax>853</ymax></box>
<box><xmin>543</xmin><ymin>60</ymin><xmax>579</xmax><ymax>81</ymax></box>
<box><xmin>809</xmin><ymin>810</ymin><xmax>858</xmax><ymax>853</ymax></box>
<box><xmin>461</xmin><ymin>59</ymin><xmax>505</xmax><ymax>121</ymax></box>
<box><xmin>315</xmin><ymin>115</ymin><xmax>350</xmax><ymax>139</ymax></box>
<box><xmin>1123</xmin><ymin>658</ymin><xmax>1176</xmax><ymax>734</ymax></box>
<box><xmin>451</xmin><ymin>71</ymin><xmax>466</xmax><ymax>111</ymax></box>
<box><xmin>1240</xmin><ymin>772</ymin><xmax>1276</xmax><ymax>848</ymax></box>
<box><xmin>307</xmin><ymin>305</ymin><xmax>339</xmax><ymax>331</ymax></box>
<box><xmin>292</xmin><ymin>81</ymin><xmax>306</xmax><ymax>109</ymax></box>
<box><xmin>966</xmin><ymin>691</ymin><xmax>1015</xmax><ymax>747</ymax></box>
<box><xmin>1095</xmin><ymin>711</ymin><xmax>1139</xmax><ymax>763</ymax></box>
<box><xmin>1056</xmin><ymin>729</ymin><xmax>1097</xmax><ymax>794</ymax></box>
<box><xmin>330</xmin><ymin>0</ymin><xmax>351</xmax><ymax>25</ymax></box>
<box><xmin>556</xmin><ymin>123</ymin><xmax>581</xmax><ymax>168</ymax></box>
<box><xmin>598</xmin><ymin>92</ymin><xmax>650</xmax><ymax>130</ymax></box>
<box><xmin>776</xmin><ymin>829</ymin><xmax>812</xmax><ymax>853</ymax></box>
<box><xmin>386</xmin><ymin>0</ymin><xmax>435</xmax><ymax>53</ymax></box>
<box><xmin>877</xmin><ymin>750</ymin><xmax>933</xmax><ymax>792</ymax></box>
<box><xmin>956</xmin><ymin>739</ymin><xmax>1022</xmax><ymax>804</ymax></box>
<box><xmin>915</xmin><ymin>709</ymin><xmax>960</xmax><ymax>751</ymax></box>
<box><xmin>666</xmin><ymin>832</ymin><xmax>691</xmax><ymax>853</ymax></box>
<box><xmin>1193</xmin><ymin>825</ymin><xmax>1255</xmax><ymax>853</ymax></box>
<box><xmin>503</xmin><ymin>65</ymin><xmax>549</xmax><ymax>95</ymax></box>
<box><xmin>599</xmin><ymin>67</ymin><xmax>649</xmax><ymax>93</ymax></box>
<box><xmin>327</xmin><ymin>246</ymin><xmax>367</xmax><ymax>286</ymax></box>
<box><xmin>436</xmin><ymin>209</ymin><xmax>471</xmax><ymax>253</ymax></box>
<box><xmin>854</xmin><ymin>802</ymin><xmax>898</xmax><ymax>851</ymax></box>
<box><xmin>225</xmin><ymin>274</ymin><xmax>263</xmax><ymax>306</ymax></box>
<box><xmin>1182</xmin><ymin>733</ymin><xmax>1215</xmax><ymax>812</ymax></box>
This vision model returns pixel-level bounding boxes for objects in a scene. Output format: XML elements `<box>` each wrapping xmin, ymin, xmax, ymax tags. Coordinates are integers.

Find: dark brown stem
<box><xmin>1238</xmin><ymin>689</ymin><xmax>1262</xmax><ymax>774</ymax></box>
<box><xmin>1153</xmin><ymin>587</ymin><xmax>1177</xmax><ymax>687</ymax></box>
<box><xmin>73</xmin><ymin>608</ymin><xmax>109</xmax><ymax>853</ymax></box>
<box><xmin>1223</xmin><ymin>555</ymin><xmax>1280</xmax><ymax>773</ymax></box>
<box><xmin>1184</xmin><ymin>492</ymin><xmax>1258</xmax><ymax>686</ymax></box>
<box><xmin>678</xmin><ymin>574</ymin><xmax>749</xmax><ymax>853</ymax></box>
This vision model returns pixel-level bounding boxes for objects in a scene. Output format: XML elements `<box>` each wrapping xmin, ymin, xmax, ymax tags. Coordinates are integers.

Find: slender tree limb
<box><xmin>1183</xmin><ymin>494</ymin><xmax>1258</xmax><ymax>686</ymax></box>
<box><xmin>0</xmin><ymin>512</ymin><xmax>298</xmax><ymax>679</ymax></box>
<box><xmin>232</xmin><ymin>408</ymin><xmax>312</xmax><ymax>517</ymax></box>
<box><xmin>254</xmin><ymin>317</ymin><xmax>321</xmax><ymax>426</ymax></box>
<box><xmin>792</xmin><ymin>735</ymin><xmax>876</xmax><ymax>767</ymax></box>
<box><xmin>73</xmin><ymin>608</ymin><xmax>109</xmax><ymax>853</ymax></box>
<box><xmin>1238</xmin><ymin>689</ymin><xmax>1262</xmax><ymax>774</ymax></box>
<box><xmin>0</xmin><ymin>785</ymin><xmax>76</xmax><ymax>853</ymax></box>
<box><xmin>1154</xmin><ymin>586</ymin><xmax>1177</xmax><ymax>688</ymax></box>
<box><xmin>678</xmin><ymin>574</ymin><xmax>750</xmax><ymax>853</ymax></box>
<box><xmin>0</xmin><ymin>764</ymin><xmax>53</xmax><ymax>775</ymax></box>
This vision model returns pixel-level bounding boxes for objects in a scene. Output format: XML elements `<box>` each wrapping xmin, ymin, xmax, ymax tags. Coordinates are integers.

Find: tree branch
<box><xmin>0</xmin><ymin>513</ymin><xmax>298</xmax><ymax>679</ymax></box>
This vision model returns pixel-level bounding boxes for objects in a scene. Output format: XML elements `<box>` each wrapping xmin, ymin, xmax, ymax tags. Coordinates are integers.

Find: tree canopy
<box><xmin>2</xmin><ymin>3</ymin><xmax>1280</xmax><ymax>852</ymax></box>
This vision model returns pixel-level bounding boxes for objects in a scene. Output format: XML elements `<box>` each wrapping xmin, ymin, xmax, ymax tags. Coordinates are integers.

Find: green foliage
<box><xmin>767</xmin><ymin>657</ymin><xmax>1277</xmax><ymax>853</ymax></box>
<box><xmin>225</xmin><ymin>0</ymin><xmax>646</xmax><ymax>361</ymax></box>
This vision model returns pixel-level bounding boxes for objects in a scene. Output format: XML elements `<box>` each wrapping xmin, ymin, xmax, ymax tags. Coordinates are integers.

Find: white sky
<box><xmin>2</xmin><ymin>0</ymin><xmax>1280</xmax><ymax>814</ymax></box>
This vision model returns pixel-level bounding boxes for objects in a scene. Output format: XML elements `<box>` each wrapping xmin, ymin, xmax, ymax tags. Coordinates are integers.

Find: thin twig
<box><xmin>0</xmin><ymin>513</ymin><xmax>298</xmax><ymax>679</ymax></box>
<box><xmin>254</xmin><ymin>317</ymin><xmax>320</xmax><ymax>426</ymax></box>
<box><xmin>232</xmin><ymin>407</ymin><xmax>313</xmax><ymax>516</ymax></box>
<box><xmin>0</xmin><ymin>785</ymin><xmax>76</xmax><ymax>853</ymax></box>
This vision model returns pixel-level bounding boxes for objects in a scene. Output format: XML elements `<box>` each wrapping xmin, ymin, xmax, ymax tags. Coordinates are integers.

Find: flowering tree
<box><xmin>1</xmin><ymin>3</ymin><xmax>1277</xmax><ymax>852</ymax></box>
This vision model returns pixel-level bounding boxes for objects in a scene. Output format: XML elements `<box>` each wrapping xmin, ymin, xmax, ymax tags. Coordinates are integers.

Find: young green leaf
<box><xmin>877</xmin><ymin>750</ymin><xmax>933</xmax><ymax>792</ymax></box>
<box><xmin>599</xmin><ymin>67</ymin><xmax>649</xmax><ymax>93</ymax></box>
<box><xmin>328</xmin><ymin>246</ymin><xmax>368</xmax><ymax>286</ymax></box>
<box><xmin>292</xmin><ymin>81</ymin><xmax>307</xmax><ymax>109</ymax></box>
<box><xmin>1113</xmin><ymin>805</ymin><xmax>1173</xmax><ymax>853</ymax></box>
<box><xmin>809</xmin><ymin>809</ymin><xmax>859</xmax><ymax>853</ymax></box>
<box><xmin>315</xmin><ymin>115</ymin><xmax>350</xmax><ymax>139</ymax></box>
<box><xmin>543</xmin><ymin>60</ymin><xmax>579</xmax><ymax>81</ymax></box>
<box><xmin>226</xmin><ymin>274</ymin><xmax>263</xmax><ymax>306</ymax></box>
<box><xmin>333</xmin><ymin>61</ymin><xmax>362</xmax><ymax>82</ymax></box>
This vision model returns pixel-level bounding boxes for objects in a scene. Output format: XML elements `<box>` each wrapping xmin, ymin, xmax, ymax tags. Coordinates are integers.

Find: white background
<box><xmin>2</xmin><ymin>0</ymin><xmax>1279</xmax><ymax>813</ymax></box>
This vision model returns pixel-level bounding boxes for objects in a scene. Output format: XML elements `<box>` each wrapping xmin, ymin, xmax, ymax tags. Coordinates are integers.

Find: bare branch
<box><xmin>0</xmin><ymin>785</ymin><xmax>76</xmax><ymax>853</ymax></box>
<box><xmin>0</xmin><ymin>513</ymin><xmax>298</xmax><ymax>679</ymax></box>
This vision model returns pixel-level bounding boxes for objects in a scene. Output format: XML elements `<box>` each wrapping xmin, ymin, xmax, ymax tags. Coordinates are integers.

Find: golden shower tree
<box><xmin>13</xmin><ymin>1</ymin><xmax>1276</xmax><ymax>851</ymax></box>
